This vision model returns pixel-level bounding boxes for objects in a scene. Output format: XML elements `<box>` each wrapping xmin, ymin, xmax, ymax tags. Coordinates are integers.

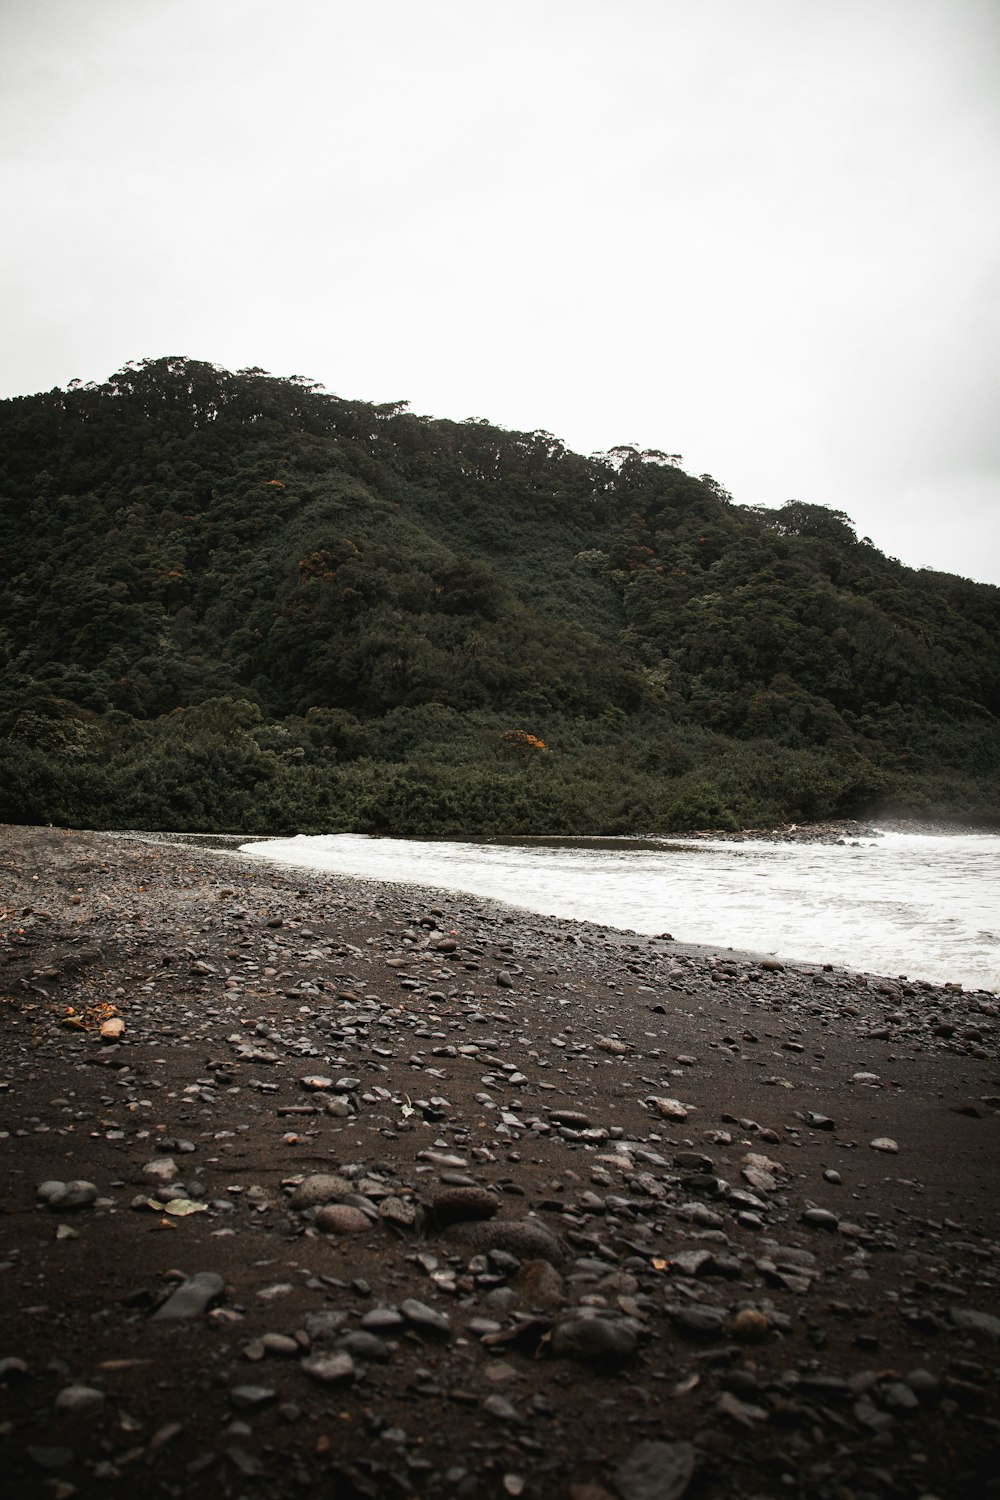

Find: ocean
<box><xmin>240</xmin><ymin>829</ymin><xmax>1000</xmax><ymax>993</ymax></box>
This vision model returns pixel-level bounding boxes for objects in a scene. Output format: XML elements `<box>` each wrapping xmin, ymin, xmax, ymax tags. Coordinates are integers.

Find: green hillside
<box><xmin>1</xmin><ymin>357</ymin><xmax>997</xmax><ymax>834</ymax></box>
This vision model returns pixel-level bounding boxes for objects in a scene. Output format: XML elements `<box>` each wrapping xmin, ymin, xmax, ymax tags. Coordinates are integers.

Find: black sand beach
<box><xmin>1</xmin><ymin>824</ymin><xmax>998</xmax><ymax>1500</ymax></box>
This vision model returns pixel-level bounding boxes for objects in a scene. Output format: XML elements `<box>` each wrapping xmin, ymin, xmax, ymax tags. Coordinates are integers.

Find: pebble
<box><xmin>400</xmin><ymin>1299</ymin><xmax>452</xmax><ymax>1335</ymax></box>
<box><xmin>289</xmin><ymin>1173</ymin><xmax>353</xmax><ymax>1208</ymax></box>
<box><xmin>647</xmin><ymin>1097</ymin><xmax>690</xmax><ymax>1121</ymax></box>
<box><xmin>514</xmin><ymin>1259</ymin><xmax>566</xmax><ymax>1308</ymax></box>
<box><xmin>614</xmin><ymin>1439</ymin><xmax>696</xmax><ymax>1500</ymax></box>
<box><xmin>229</xmin><ymin>1384</ymin><xmax>276</xmax><ymax>1410</ymax></box>
<box><xmin>950</xmin><ymin>1307</ymin><xmax>1000</xmax><ymax>1339</ymax></box>
<box><xmin>550</xmin><ymin>1317</ymin><xmax>637</xmax><ymax>1367</ymax></box>
<box><xmin>361</xmin><ymin>1307</ymin><xmax>406</xmax><ymax>1332</ymax></box>
<box><xmin>716</xmin><ymin>1389</ymin><xmax>767</xmax><ymax>1425</ymax></box>
<box><xmin>379</xmin><ymin>1195</ymin><xmax>418</xmax><ymax>1227</ymax></box>
<box><xmin>453</xmin><ymin>1219</ymin><xmax>565</xmax><ymax>1265</ymax></box>
<box><xmin>256</xmin><ymin>1281</ymin><xmax>293</xmax><ymax>1301</ymax></box>
<box><xmin>667</xmin><ymin>1248</ymin><xmax>715</xmax><ymax>1277</ymax></box>
<box><xmin>315</xmin><ymin>1203</ymin><xmax>371</xmax><ymax>1234</ymax></box>
<box><xmin>54</xmin><ymin>1383</ymin><xmax>105</xmax><ymax>1413</ymax></box>
<box><xmin>300</xmin><ymin>1352</ymin><xmax>356</xmax><ymax>1384</ymax></box>
<box><xmin>142</xmin><ymin>1157</ymin><xmax>179</xmax><ymax>1183</ymax></box>
<box><xmin>36</xmin><ymin>1180</ymin><xmax>98</xmax><ymax>1211</ymax></box>
<box><xmin>727</xmin><ymin>1307</ymin><xmax>770</xmax><ymax>1342</ymax></box>
<box><xmin>260</xmin><ymin>1333</ymin><xmax>299</xmax><ymax>1357</ymax></box>
<box><xmin>869</xmin><ymin>1136</ymin><xmax>899</xmax><ymax>1153</ymax></box>
<box><xmin>337</xmin><ymin>1330</ymin><xmax>393</xmax><ymax>1363</ymax></box>
<box><xmin>428</xmin><ymin>1185</ymin><xmax>498</xmax><ymax>1222</ymax></box>
<box><xmin>26</xmin><ymin>1446</ymin><xmax>74</xmax><ymax>1470</ymax></box>
<box><xmin>664</xmin><ymin>1304</ymin><xmax>726</xmax><ymax>1337</ymax></box>
<box><xmin>150</xmin><ymin>1271</ymin><xmax>225</xmax><ymax>1320</ymax></box>
<box><xmin>482</xmin><ymin>1392</ymin><xmax>522</xmax><ymax>1422</ymax></box>
<box><xmin>801</xmin><ymin>1207</ymin><xmax>840</xmax><ymax>1232</ymax></box>
<box><xmin>882</xmin><ymin>1379</ymin><xmax>919</xmax><ymax>1410</ymax></box>
<box><xmin>304</xmin><ymin>1310</ymin><xmax>348</xmax><ymax>1342</ymax></box>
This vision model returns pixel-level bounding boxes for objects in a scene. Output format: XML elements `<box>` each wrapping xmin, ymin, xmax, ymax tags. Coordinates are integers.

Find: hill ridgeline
<box><xmin>1</xmin><ymin>357</ymin><xmax>997</xmax><ymax>834</ymax></box>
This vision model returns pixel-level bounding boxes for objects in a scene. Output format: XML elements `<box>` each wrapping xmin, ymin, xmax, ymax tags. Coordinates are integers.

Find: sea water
<box><xmin>239</xmin><ymin>830</ymin><xmax>1000</xmax><ymax>994</ymax></box>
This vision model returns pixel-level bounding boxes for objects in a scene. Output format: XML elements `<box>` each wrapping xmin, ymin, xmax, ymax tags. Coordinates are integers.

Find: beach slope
<box><xmin>1</xmin><ymin>826</ymin><xmax>998</xmax><ymax>1499</ymax></box>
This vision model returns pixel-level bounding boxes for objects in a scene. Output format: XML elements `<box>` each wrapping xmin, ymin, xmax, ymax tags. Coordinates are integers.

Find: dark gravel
<box><xmin>1</xmin><ymin>824</ymin><xmax>998</xmax><ymax>1500</ymax></box>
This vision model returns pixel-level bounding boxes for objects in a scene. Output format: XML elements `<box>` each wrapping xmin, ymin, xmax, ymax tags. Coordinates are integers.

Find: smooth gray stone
<box><xmin>150</xmin><ymin>1271</ymin><xmax>224</xmax><ymax>1320</ymax></box>
<box><xmin>37</xmin><ymin>1180</ymin><xmax>99</xmax><ymax>1211</ymax></box>
<box><xmin>614</xmin><ymin>1440</ymin><xmax>696</xmax><ymax>1500</ymax></box>
<box><xmin>37</xmin><ymin>1181</ymin><xmax>67</xmax><ymax>1203</ymax></box>
<box><xmin>666</xmin><ymin>1249</ymin><xmax>715</xmax><ymax>1278</ymax></box>
<box><xmin>230</xmin><ymin>1384</ymin><xmax>276</xmax><ymax>1410</ymax></box>
<box><xmin>27</xmin><ymin>1446</ymin><xmax>74</xmax><ymax>1470</ymax></box>
<box><xmin>801</xmin><ymin>1207</ymin><xmax>840</xmax><ymax>1232</ymax></box>
<box><xmin>550</xmin><ymin>1317</ymin><xmax>637</xmax><ymax>1367</ymax></box>
<box><xmin>301</xmin><ymin>1352</ymin><xmax>356</xmax><ymax>1385</ymax></box>
<box><xmin>400</xmin><ymin>1298</ymin><xmax>451</xmax><ymax>1335</ymax></box>
<box><xmin>260</xmin><ymin>1333</ymin><xmax>299</xmax><ymax>1356</ymax></box>
<box><xmin>337</xmin><ymin>1330</ymin><xmax>393</xmax><ymax>1363</ymax></box>
<box><xmin>664</xmin><ymin>1304</ymin><xmax>726</xmax><ymax>1337</ymax></box>
<box><xmin>360</xmin><ymin>1307</ymin><xmax>405</xmax><ymax>1332</ymax></box>
<box><xmin>56</xmin><ymin>1180</ymin><xmax>100</xmax><ymax>1210</ymax></box>
<box><xmin>950</xmin><ymin>1306</ymin><xmax>1000</xmax><ymax>1338</ymax></box>
<box><xmin>482</xmin><ymin>1393</ymin><xmax>521</xmax><ymax>1422</ymax></box>
<box><xmin>54</xmin><ymin>1383</ymin><xmax>104</xmax><ymax>1413</ymax></box>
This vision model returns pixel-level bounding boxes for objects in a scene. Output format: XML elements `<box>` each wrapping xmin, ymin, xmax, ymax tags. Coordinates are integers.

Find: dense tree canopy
<box><xmin>1</xmin><ymin>357</ymin><xmax>997</xmax><ymax>833</ymax></box>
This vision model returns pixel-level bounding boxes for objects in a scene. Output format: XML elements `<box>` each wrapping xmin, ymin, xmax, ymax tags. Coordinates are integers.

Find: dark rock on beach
<box><xmin>1</xmin><ymin>823</ymin><xmax>999</xmax><ymax>1500</ymax></box>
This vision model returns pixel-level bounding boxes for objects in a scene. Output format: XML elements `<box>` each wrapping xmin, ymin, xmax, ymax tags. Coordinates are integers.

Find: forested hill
<box><xmin>2</xmin><ymin>356</ymin><xmax>998</xmax><ymax>834</ymax></box>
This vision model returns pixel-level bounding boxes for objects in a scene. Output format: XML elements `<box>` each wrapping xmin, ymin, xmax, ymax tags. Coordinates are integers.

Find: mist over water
<box><xmin>240</xmin><ymin>830</ymin><xmax>1000</xmax><ymax>994</ymax></box>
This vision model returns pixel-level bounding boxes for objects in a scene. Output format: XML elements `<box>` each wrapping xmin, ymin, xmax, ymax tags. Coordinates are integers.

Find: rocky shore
<box><xmin>1</xmin><ymin>824</ymin><xmax>998</xmax><ymax>1500</ymax></box>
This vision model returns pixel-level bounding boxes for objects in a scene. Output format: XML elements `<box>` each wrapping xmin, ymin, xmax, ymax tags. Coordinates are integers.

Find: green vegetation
<box><xmin>1</xmin><ymin>357</ymin><xmax>997</xmax><ymax>834</ymax></box>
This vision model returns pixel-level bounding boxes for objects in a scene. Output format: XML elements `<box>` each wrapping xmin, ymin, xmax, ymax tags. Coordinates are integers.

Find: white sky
<box><xmin>2</xmin><ymin>0</ymin><xmax>998</xmax><ymax>583</ymax></box>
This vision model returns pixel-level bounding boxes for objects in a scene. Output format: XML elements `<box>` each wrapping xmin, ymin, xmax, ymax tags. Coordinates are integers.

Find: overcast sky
<box><xmin>2</xmin><ymin>0</ymin><xmax>998</xmax><ymax>583</ymax></box>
